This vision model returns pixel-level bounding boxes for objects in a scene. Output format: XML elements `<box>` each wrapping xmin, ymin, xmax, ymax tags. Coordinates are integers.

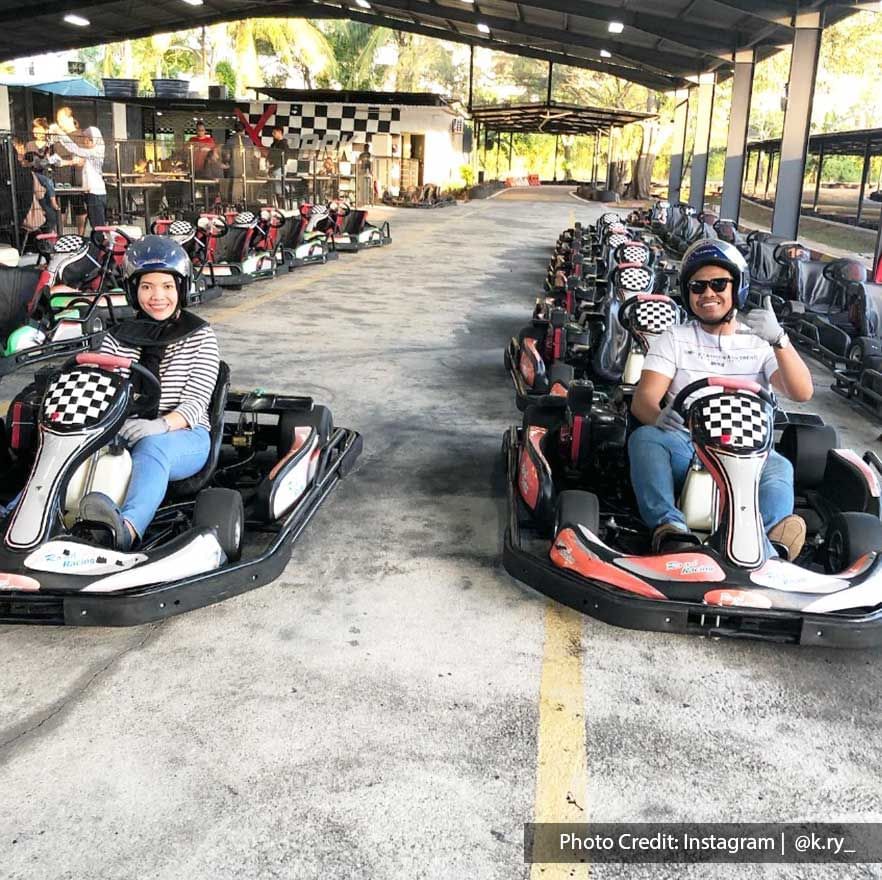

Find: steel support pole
<box><xmin>508</xmin><ymin>131</ymin><xmax>513</xmax><ymax>172</ymax></box>
<box><xmin>856</xmin><ymin>135</ymin><xmax>873</xmax><ymax>226</ymax></box>
<box><xmin>765</xmin><ymin>152</ymin><xmax>775</xmax><ymax>201</ymax></box>
<box><xmin>6</xmin><ymin>136</ymin><xmax>21</xmax><ymax>251</ymax></box>
<box><xmin>546</xmin><ymin>61</ymin><xmax>553</xmax><ymax>106</ymax></box>
<box><xmin>468</xmin><ymin>45</ymin><xmax>474</xmax><ymax>111</ymax></box>
<box><xmin>874</xmin><ymin>203</ymin><xmax>882</xmax><ymax>280</ymax></box>
<box><xmin>607</xmin><ymin>126</ymin><xmax>617</xmax><ymax>190</ymax></box>
<box><xmin>592</xmin><ymin>131</ymin><xmax>599</xmax><ymax>187</ymax></box>
<box><xmin>689</xmin><ymin>73</ymin><xmax>716</xmax><ymax>212</ymax></box>
<box><xmin>668</xmin><ymin>89</ymin><xmax>689</xmax><ymax>204</ymax></box>
<box><xmin>812</xmin><ymin>143</ymin><xmax>825</xmax><ymax>212</ymax></box>
<box><xmin>720</xmin><ymin>51</ymin><xmax>754</xmax><ymax>222</ymax></box>
<box><xmin>753</xmin><ymin>148</ymin><xmax>762</xmax><ymax>195</ymax></box>
<box><xmin>771</xmin><ymin>11</ymin><xmax>823</xmax><ymax>238</ymax></box>
<box><xmin>553</xmin><ymin>134</ymin><xmax>559</xmax><ymax>182</ymax></box>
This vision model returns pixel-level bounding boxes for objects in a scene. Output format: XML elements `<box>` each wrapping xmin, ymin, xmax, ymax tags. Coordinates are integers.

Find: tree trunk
<box><xmin>609</xmin><ymin>160</ymin><xmax>628</xmax><ymax>195</ymax></box>
<box><xmin>627</xmin><ymin>154</ymin><xmax>656</xmax><ymax>199</ymax></box>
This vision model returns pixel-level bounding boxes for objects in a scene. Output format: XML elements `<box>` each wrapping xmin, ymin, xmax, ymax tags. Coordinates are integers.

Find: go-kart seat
<box><xmin>167</xmin><ymin>361</ymin><xmax>231</xmax><ymax>498</ymax></box>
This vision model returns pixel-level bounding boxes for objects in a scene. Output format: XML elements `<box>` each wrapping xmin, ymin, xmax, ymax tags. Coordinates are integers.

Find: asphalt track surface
<box><xmin>2</xmin><ymin>186</ymin><xmax>882</xmax><ymax>880</ymax></box>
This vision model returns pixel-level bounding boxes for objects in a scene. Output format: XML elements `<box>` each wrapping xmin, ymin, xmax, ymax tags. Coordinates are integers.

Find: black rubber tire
<box><xmin>824</xmin><ymin>512</ymin><xmax>882</xmax><ymax>574</ymax></box>
<box><xmin>555</xmin><ymin>490</ymin><xmax>600</xmax><ymax>535</ymax></box>
<box><xmin>193</xmin><ymin>487</ymin><xmax>244</xmax><ymax>562</ymax></box>
<box><xmin>278</xmin><ymin>405</ymin><xmax>333</xmax><ymax>457</ymax></box>
<box><xmin>847</xmin><ymin>340</ymin><xmax>866</xmax><ymax>367</ymax></box>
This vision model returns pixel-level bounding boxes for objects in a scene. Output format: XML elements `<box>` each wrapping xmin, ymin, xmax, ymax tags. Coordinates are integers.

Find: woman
<box><xmin>79</xmin><ymin>236</ymin><xmax>220</xmax><ymax>550</ymax></box>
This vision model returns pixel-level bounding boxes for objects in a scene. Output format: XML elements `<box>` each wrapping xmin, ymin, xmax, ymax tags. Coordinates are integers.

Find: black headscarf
<box><xmin>110</xmin><ymin>296</ymin><xmax>206</xmax><ymax>418</ymax></box>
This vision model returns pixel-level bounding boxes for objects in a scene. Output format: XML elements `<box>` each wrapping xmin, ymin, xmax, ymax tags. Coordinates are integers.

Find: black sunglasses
<box><xmin>687</xmin><ymin>277</ymin><xmax>732</xmax><ymax>294</ymax></box>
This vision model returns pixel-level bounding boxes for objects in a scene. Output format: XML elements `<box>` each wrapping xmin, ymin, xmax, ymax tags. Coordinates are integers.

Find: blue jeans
<box><xmin>628</xmin><ymin>425</ymin><xmax>794</xmax><ymax>536</ymax></box>
<box><xmin>122</xmin><ymin>427</ymin><xmax>210</xmax><ymax>538</ymax></box>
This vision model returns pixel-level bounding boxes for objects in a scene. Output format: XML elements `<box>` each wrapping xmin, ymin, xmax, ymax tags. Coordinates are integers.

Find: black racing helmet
<box><xmin>679</xmin><ymin>238</ymin><xmax>750</xmax><ymax>323</ymax></box>
<box><xmin>122</xmin><ymin>234</ymin><xmax>192</xmax><ymax>312</ymax></box>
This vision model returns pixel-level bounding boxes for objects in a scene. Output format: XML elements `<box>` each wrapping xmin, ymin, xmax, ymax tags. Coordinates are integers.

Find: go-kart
<box><xmin>505</xmin><ymin>288</ymin><xmax>682</xmax><ymax>411</ymax></box>
<box><xmin>148</xmin><ymin>218</ymin><xmax>223</xmax><ymax>305</ymax></box>
<box><xmin>328</xmin><ymin>203</ymin><xmax>392</xmax><ymax>253</ymax></box>
<box><xmin>0</xmin><ymin>351</ymin><xmax>362</xmax><ymax>626</ymax></box>
<box><xmin>503</xmin><ymin>376</ymin><xmax>882</xmax><ymax>647</ymax></box>
<box><xmin>274</xmin><ymin>205</ymin><xmax>337</xmax><ymax>269</ymax></box>
<box><xmin>198</xmin><ymin>210</ymin><xmax>267</xmax><ymax>288</ymax></box>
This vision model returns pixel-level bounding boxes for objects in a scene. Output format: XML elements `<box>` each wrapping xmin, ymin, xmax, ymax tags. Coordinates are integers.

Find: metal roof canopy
<box><xmin>748</xmin><ymin>127</ymin><xmax>882</xmax><ymax>157</ymax></box>
<box><xmin>469</xmin><ymin>100</ymin><xmax>653</xmax><ymax>135</ymax></box>
<box><xmin>0</xmin><ymin>0</ymin><xmax>859</xmax><ymax>92</ymax></box>
<box><xmin>251</xmin><ymin>87</ymin><xmax>451</xmax><ymax>106</ymax></box>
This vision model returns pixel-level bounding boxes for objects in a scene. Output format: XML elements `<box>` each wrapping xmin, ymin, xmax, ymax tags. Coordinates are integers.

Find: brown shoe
<box><xmin>652</xmin><ymin>522</ymin><xmax>701</xmax><ymax>554</ymax></box>
<box><xmin>767</xmin><ymin>514</ymin><xmax>806</xmax><ymax>561</ymax></box>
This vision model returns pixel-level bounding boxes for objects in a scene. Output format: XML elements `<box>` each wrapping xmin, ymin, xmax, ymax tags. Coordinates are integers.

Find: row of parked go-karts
<box><xmin>633</xmin><ymin>199</ymin><xmax>882</xmax><ymax>418</ymax></box>
<box><xmin>501</xmin><ymin>207</ymin><xmax>882</xmax><ymax>649</ymax></box>
<box><xmin>0</xmin><ymin>200</ymin><xmax>380</xmax><ymax>626</ymax></box>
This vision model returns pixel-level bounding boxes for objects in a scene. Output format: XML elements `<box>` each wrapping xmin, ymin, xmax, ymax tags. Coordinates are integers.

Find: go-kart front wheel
<box><xmin>193</xmin><ymin>487</ymin><xmax>244</xmax><ymax>562</ymax></box>
<box><xmin>824</xmin><ymin>512</ymin><xmax>882</xmax><ymax>574</ymax></box>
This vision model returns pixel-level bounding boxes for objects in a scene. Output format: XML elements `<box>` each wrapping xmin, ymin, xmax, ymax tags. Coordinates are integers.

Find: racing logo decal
<box><xmin>617</xmin><ymin>553</ymin><xmax>725</xmax><ymax>582</ymax></box>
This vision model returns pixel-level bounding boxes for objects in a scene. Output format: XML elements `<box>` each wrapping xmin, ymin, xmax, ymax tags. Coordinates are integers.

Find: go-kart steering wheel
<box><xmin>261</xmin><ymin>208</ymin><xmax>285</xmax><ymax>228</ymax></box>
<box><xmin>74</xmin><ymin>352</ymin><xmax>162</xmax><ymax>418</ymax></box>
<box><xmin>200</xmin><ymin>214</ymin><xmax>228</xmax><ymax>238</ymax></box>
<box><xmin>91</xmin><ymin>226</ymin><xmax>134</xmax><ymax>251</ymax></box>
<box><xmin>671</xmin><ymin>376</ymin><xmax>776</xmax><ymax>421</ymax></box>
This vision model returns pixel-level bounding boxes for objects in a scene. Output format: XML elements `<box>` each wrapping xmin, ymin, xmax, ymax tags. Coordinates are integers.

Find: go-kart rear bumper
<box><xmin>206</xmin><ymin>264</ymin><xmax>257</xmax><ymax>287</ymax></box>
<box><xmin>501</xmin><ymin>428</ymin><xmax>882</xmax><ymax>648</ymax></box>
<box><xmin>0</xmin><ymin>427</ymin><xmax>363</xmax><ymax>627</ymax></box>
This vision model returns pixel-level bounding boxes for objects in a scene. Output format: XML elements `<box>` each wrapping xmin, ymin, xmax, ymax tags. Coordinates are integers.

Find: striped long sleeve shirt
<box><xmin>99</xmin><ymin>326</ymin><xmax>220</xmax><ymax>430</ymax></box>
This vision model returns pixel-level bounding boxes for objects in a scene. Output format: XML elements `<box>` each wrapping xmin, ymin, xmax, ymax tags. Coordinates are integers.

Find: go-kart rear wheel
<box><xmin>193</xmin><ymin>488</ymin><xmax>244</xmax><ymax>562</ymax></box>
<box><xmin>824</xmin><ymin>512</ymin><xmax>882</xmax><ymax>574</ymax></box>
<box><xmin>555</xmin><ymin>490</ymin><xmax>600</xmax><ymax>536</ymax></box>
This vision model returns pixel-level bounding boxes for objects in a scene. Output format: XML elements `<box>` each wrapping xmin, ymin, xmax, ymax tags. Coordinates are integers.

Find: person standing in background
<box><xmin>266</xmin><ymin>126</ymin><xmax>292</xmax><ymax>205</ymax></box>
<box><xmin>52</xmin><ymin>124</ymin><xmax>107</xmax><ymax>232</ymax></box>
<box><xmin>188</xmin><ymin>120</ymin><xmax>216</xmax><ymax>176</ymax></box>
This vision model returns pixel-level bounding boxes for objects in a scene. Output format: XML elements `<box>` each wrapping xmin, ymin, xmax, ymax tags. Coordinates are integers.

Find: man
<box><xmin>356</xmin><ymin>141</ymin><xmax>373</xmax><ymax>207</ymax></box>
<box><xmin>266</xmin><ymin>125</ymin><xmax>291</xmax><ymax>204</ymax></box>
<box><xmin>187</xmin><ymin>120</ymin><xmax>216</xmax><ymax>176</ymax></box>
<box><xmin>629</xmin><ymin>239</ymin><xmax>814</xmax><ymax>559</ymax></box>
<box><xmin>53</xmin><ymin>125</ymin><xmax>107</xmax><ymax>231</ymax></box>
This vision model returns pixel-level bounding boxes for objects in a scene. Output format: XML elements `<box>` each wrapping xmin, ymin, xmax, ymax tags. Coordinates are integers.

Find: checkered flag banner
<box><xmin>634</xmin><ymin>300</ymin><xmax>678</xmax><ymax>334</ymax></box>
<box><xmin>42</xmin><ymin>369</ymin><xmax>120</xmax><ymax>430</ymax></box>
<box><xmin>246</xmin><ymin>101</ymin><xmax>401</xmax><ymax>154</ymax></box>
<box><xmin>697</xmin><ymin>394</ymin><xmax>770</xmax><ymax>449</ymax></box>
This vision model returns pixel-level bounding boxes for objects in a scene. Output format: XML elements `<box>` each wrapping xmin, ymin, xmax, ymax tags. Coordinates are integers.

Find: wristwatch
<box><xmin>772</xmin><ymin>332</ymin><xmax>790</xmax><ymax>350</ymax></box>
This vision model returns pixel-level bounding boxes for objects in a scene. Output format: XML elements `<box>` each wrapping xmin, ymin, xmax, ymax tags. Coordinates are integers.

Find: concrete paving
<box><xmin>1</xmin><ymin>186</ymin><xmax>882</xmax><ymax>880</ymax></box>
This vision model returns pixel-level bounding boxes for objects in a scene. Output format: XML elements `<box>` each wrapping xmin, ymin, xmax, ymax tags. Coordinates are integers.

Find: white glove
<box><xmin>119</xmin><ymin>417</ymin><xmax>169</xmax><ymax>445</ymax></box>
<box><xmin>656</xmin><ymin>404</ymin><xmax>686</xmax><ymax>433</ymax></box>
<box><xmin>743</xmin><ymin>296</ymin><xmax>786</xmax><ymax>346</ymax></box>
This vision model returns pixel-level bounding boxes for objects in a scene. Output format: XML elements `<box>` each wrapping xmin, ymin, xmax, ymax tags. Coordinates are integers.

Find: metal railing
<box><xmin>1</xmin><ymin>131</ymin><xmax>418</xmax><ymax>250</ymax></box>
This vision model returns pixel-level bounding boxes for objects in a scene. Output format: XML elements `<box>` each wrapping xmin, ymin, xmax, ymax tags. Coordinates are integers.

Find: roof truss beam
<box><xmin>362</xmin><ymin>0</ymin><xmax>707</xmax><ymax>76</ymax></box>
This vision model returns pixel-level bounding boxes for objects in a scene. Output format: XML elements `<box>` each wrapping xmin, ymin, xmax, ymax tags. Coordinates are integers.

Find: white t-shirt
<box><xmin>642</xmin><ymin>320</ymin><xmax>779</xmax><ymax>405</ymax></box>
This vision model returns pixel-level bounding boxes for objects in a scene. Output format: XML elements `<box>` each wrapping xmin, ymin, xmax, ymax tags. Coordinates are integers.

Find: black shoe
<box><xmin>652</xmin><ymin>522</ymin><xmax>702</xmax><ymax>554</ymax></box>
<box><xmin>79</xmin><ymin>492</ymin><xmax>133</xmax><ymax>551</ymax></box>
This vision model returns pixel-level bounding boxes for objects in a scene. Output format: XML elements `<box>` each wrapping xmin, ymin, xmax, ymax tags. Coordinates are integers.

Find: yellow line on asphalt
<box><xmin>531</xmin><ymin>602</ymin><xmax>589</xmax><ymax>879</ymax></box>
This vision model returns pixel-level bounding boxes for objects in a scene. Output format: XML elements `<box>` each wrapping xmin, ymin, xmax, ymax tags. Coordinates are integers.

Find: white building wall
<box><xmin>398</xmin><ymin>106</ymin><xmax>465</xmax><ymax>185</ymax></box>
